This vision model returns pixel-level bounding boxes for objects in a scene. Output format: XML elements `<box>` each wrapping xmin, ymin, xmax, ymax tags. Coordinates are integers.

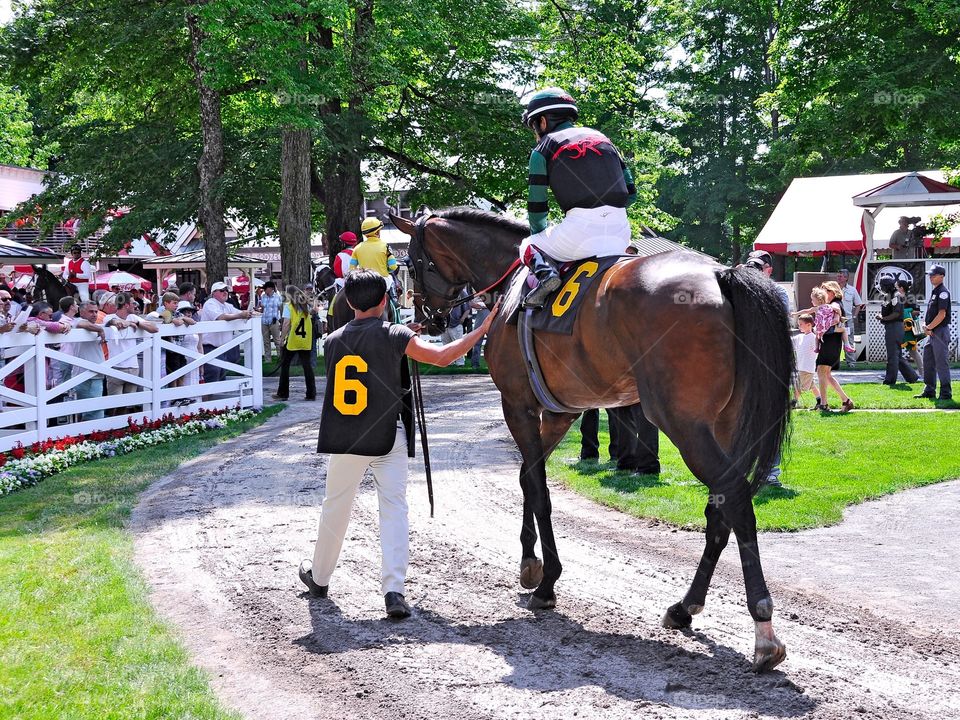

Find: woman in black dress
<box><xmin>816</xmin><ymin>282</ymin><xmax>854</xmax><ymax>412</ymax></box>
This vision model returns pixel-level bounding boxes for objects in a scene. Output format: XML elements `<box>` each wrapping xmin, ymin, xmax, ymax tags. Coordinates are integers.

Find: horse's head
<box><xmin>392</xmin><ymin>213</ymin><xmax>469</xmax><ymax>335</ymax></box>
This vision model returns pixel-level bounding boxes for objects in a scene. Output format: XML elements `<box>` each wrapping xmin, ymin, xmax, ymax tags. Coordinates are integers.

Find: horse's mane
<box><xmin>432</xmin><ymin>207</ymin><xmax>529</xmax><ymax>236</ymax></box>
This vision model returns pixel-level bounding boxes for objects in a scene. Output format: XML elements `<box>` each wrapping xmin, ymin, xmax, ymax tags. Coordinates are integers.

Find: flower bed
<box><xmin>0</xmin><ymin>407</ymin><xmax>259</xmax><ymax>497</ymax></box>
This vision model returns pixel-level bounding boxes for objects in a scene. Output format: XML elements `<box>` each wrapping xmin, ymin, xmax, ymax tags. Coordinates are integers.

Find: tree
<box><xmin>655</xmin><ymin>0</ymin><xmax>785</xmax><ymax>262</ymax></box>
<box><xmin>0</xmin><ymin>85</ymin><xmax>55</xmax><ymax>168</ymax></box>
<box><xmin>536</xmin><ymin>0</ymin><xmax>685</xmax><ymax>234</ymax></box>
<box><xmin>767</xmin><ymin>0</ymin><xmax>960</xmax><ymax>175</ymax></box>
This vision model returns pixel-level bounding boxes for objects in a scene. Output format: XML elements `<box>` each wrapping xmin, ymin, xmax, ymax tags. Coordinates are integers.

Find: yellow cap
<box><xmin>361</xmin><ymin>217</ymin><xmax>384</xmax><ymax>235</ymax></box>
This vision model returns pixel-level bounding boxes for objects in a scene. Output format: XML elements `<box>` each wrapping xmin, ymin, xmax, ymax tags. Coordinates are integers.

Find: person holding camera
<box><xmin>889</xmin><ymin>216</ymin><xmax>915</xmax><ymax>259</ymax></box>
<box><xmin>915</xmin><ymin>264</ymin><xmax>952</xmax><ymax>401</ymax></box>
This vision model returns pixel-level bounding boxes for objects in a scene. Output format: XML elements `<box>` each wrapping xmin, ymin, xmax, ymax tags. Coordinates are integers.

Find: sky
<box><xmin>0</xmin><ymin>2</ymin><xmax>12</xmax><ymax>24</ymax></box>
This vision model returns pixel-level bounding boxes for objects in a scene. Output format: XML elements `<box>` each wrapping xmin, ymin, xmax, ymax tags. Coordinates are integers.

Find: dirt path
<box><xmin>132</xmin><ymin>376</ymin><xmax>960</xmax><ymax>720</ymax></box>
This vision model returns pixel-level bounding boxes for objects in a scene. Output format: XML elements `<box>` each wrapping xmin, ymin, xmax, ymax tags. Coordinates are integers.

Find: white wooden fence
<box><xmin>0</xmin><ymin>319</ymin><xmax>263</xmax><ymax>452</ymax></box>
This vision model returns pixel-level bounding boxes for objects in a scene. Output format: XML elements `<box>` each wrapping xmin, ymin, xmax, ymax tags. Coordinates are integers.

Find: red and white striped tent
<box><xmin>754</xmin><ymin>170</ymin><xmax>960</xmax><ymax>256</ymax></box>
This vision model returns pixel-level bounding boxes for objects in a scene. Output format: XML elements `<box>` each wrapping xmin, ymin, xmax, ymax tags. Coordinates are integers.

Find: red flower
<box><xmin>11</xmin><ymin>447</ymin><xmax>25</xmax><ymax>460</ymax></box>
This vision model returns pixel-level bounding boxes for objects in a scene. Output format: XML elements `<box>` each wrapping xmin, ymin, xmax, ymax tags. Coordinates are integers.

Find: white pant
<box><xmin>439</xmin><ymin>324</ymin><xmax>465</xmax><ymax>365</ymax></box>
<box><xmin>312</xmin><ymin>427</ymin><xmax>409</xmax><ymax>595</ymax></box>
<box><xmin>519</xmin><ymin>205</ymin><xmax>631</xmax><ymax>262</ymax></box>
<box><xmin>74</xmin><ymin>282</ymin><xmax>90</xmax><ymax>302</ymax></box>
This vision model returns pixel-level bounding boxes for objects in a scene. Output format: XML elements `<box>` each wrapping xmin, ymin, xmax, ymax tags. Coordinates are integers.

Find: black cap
<box><xmin>746</xmin><ymin>250</ymin><xmax>773</xmax><ymax>266</ymax></box>
<box><xmin>926</xmin><ymin>263</ymin><xmax>946</xmax><ymax>276</ymax></box>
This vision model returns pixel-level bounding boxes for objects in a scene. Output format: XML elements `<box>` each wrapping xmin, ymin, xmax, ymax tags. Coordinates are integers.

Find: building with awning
<box><xmin>754</xmin><ymin>170</ymin><xmax>960</xmax><ymax>256</ymax></box>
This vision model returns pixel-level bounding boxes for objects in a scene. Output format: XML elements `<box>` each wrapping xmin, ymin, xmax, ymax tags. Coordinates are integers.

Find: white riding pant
<box><xmin>74</xmin><ymin>282</ymin><xmax>90</xmax><ymax>302</ymax></box>
<box><xmin>312</xmin><ymin>427</ymin><xmax>409</xmax><ymax>595</ymax></box>
<box><xmin>519</xmin><ymin>205</ymin><xmax>631</xmax><ymax>262</ymax></box>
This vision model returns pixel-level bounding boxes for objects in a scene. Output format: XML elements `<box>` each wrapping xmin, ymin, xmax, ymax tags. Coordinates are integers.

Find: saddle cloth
<box><xmin>507</xmin><ymin>255</ymin><xmax>625</xmax><ymax>335</ymax></box>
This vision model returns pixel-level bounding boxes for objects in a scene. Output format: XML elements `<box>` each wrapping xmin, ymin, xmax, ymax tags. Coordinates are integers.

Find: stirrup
<box><xmin>523</xmin><ymin>275</ymin><xmax>562</xmax><ymax>308</ymax></box>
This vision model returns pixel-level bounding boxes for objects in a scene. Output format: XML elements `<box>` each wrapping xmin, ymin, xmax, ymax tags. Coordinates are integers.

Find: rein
<box><xmin>408</xmin><ymin>213</ymin><xmax>520</xmax><ymax>318</ymax></box>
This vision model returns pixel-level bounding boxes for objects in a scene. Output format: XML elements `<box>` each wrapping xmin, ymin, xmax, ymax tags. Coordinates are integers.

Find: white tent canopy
<box><xmin>755</xmin><ymin>170</ymin><xmax>960</xmax><ymax>255</ymax></box>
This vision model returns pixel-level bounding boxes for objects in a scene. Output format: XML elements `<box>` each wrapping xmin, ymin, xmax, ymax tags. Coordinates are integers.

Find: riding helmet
<box><xmin>521</xmin><ymin>87</ymin><xmax>579</xmax><ymax>128</ymax></box>
<box><xmin>339</xmin><ymin>231</ymin><xmax>358</xmax><ymax>246</ymax></box>
<box><xmin>361</xmin><ymin>217</ymin><xmax>384</xmax><ymax>236</ymax></box>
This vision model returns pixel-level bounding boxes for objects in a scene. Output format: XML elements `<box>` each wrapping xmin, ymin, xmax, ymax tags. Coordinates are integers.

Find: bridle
<box><xmin>406</xmin><ymin>213</ymin><xmax>520</xmax><ymax>327</ymax></box>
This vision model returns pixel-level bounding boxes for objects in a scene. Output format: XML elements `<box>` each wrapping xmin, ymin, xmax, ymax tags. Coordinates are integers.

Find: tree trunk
<box><xmin>186</xmin><ymin>9</ymin><xmax>228</xmax><ymax>290</ymax></box>
<box><xmin>321</xmin><ymin>152</ymin><xmax>363</xmax><ymax>258</ymax></box>
<box><xmin>279</xmin><ymin>127</ymin><xmax>313</xmax><ymax>287</ymax></box>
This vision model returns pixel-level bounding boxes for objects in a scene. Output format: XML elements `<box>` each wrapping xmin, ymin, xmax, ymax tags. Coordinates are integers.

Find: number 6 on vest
<box><xmin>333</xmin><ymin>355</ymin><xmax>368</xmax><ymax>415</ymax></box>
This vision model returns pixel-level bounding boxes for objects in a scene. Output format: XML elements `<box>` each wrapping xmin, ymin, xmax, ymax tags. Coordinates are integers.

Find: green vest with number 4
<box><xmin>286</xmin><ymin>305</ymin><xmax>313</xmax><ymax>351</ymax></box>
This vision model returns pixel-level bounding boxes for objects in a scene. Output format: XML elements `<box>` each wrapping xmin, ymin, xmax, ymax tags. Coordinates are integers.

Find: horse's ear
<box><xmin>391</xmin><ymin>214</ymin><xmax>415</xmax><ymax>236</ymax></box>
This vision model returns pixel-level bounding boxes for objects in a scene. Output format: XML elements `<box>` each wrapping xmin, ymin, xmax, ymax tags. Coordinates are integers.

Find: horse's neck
<box><xmin>458</xmin><ymin>235</ymin><xmax>519</xmax><ymax>291</ymax></box>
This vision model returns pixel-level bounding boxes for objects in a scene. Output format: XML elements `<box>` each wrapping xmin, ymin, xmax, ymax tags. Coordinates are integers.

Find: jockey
<box><xmin>62</xmin><ymin>244</ymin><xmax>94</xmax><ymax>301</ymax></box>
<box><xmin>519</xmin><ymin>87</ymin><xmax>636</xmax><ymax>307</ymax></box>
<box><xmin>332</xmin><ymin>231</ymin><xmax>358</xmax><ymax>280</ymax></box>
<box><xmin>349</xmin><ymin>217</ymin><xmax>399</xmax><ymax>291</ymax></box>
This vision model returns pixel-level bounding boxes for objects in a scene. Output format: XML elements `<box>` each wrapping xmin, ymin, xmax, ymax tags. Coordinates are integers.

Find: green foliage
<box><xmin>536</xmin><ymin>0</ymin><xmax>685</xmax><ymax>232</ymax></box>
<box><xmin>0</xmin><ymin>84</ymin><xmax>56</xmax><ymax>168</ymax></box>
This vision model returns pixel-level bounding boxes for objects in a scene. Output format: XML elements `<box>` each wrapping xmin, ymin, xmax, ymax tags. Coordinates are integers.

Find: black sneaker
<box><xmin>298</xmin><ymin>559</ymin><xmax>328</xmax><ymax>598</ymax></box>
<box><xmin>384</xmin><ymin>592</ymin><xmax>411</xmax><ymax>618</ymax></box>
<box><xmin>913</xmin><ymin>392</ymin><xmax>935</xmax><ymax>399</ymax></box>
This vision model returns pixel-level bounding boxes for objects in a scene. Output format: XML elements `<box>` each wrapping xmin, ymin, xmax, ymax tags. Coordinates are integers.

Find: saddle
<box><xmin>505</xmin><ymin>255</ymin><xmax>630</xmax><ymax>413</ymax></box>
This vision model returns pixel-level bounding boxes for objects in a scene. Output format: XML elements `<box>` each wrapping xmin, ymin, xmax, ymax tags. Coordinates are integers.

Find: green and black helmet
<box><xmin>521</xmin><ymin>87</ymin><xmax>579</xmax><ymax>128</ymax></box>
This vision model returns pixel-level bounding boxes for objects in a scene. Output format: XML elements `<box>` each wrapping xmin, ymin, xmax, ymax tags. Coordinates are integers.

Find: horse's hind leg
<box><xmin>662</xmin><ymin>499</ymin><xmax>729</xmax><ymax>628</ymax></box>
<box><xmin>664</xmin><ymin>423</ymin><xmax>786</xmax><ymax>672</ymax></box>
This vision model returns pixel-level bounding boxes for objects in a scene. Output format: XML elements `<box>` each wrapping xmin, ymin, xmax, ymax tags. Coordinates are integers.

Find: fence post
<box><xmin>34</xmin><ymin>333</ymin><xmax>49</xmax><ymax>441</ymax></box>
<box><xmin>250</xmin><ymin>318</ymin><xmax>263</xmax><ymax>408</ymax></box>
<box><xmin>149</xmin><ymin>329</ymin><xmax>163</xmax><ymax>419</ymax></box>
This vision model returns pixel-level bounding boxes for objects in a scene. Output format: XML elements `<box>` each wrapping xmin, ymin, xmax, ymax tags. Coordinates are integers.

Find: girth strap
<box><xmin>518</xmin><ymin>307</ymin><xmax>581</xmax><ymax>414</ymax></box>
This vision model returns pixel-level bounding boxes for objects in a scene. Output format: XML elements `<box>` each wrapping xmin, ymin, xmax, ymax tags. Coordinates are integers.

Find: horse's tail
<box><xmin>715</xmin><ymin>266</ymin><xmax>794</xmax><ymax>493</ymax></box>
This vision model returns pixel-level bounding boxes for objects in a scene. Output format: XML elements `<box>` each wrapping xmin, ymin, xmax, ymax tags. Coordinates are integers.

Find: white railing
<box><xmin>0</xmin><ymin>319</ymin><xmax>263</xmax><ymax>452</ymax></box>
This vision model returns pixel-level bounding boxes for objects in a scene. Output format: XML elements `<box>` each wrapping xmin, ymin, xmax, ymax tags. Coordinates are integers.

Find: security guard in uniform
<box><xmin>915</xmin><ymin>263</ymin><xmax>952</xmax><ymax>400</ymax></box>
<box><xmin>299</xmin><ymin>270</ymin><xmax>499</xmax><ymax>617</ymax></box>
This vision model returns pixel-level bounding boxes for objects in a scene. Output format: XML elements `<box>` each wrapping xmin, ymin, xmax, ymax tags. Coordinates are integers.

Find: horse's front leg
<box><xmin>504</xmin><ymin>403</ymin><xmax>578</xmax><ymax>609</ymax></box>
<box><xmin>518</xmin><ymin>465</ymin><xmax>542</xmax><ymax>589</ymax></box>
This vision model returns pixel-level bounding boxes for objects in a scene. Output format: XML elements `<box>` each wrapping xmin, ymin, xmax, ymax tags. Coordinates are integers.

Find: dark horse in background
<box><xmin>30</xmin><ymin>265</ymin><xmax>73</xmax><ymax>307</ymax></box>
<box><xmin>392</xmin><ymin>208</ymin><xmax>793</xmax><ymax>672</ymax></box>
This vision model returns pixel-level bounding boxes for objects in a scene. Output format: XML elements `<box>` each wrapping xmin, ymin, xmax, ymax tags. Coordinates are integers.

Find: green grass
<box><xmin>550</xmin><ymin>410</ymin><xmax>960</xmax><ymax>531</ymax></box>
<box><xmin>0</xmin><ymin>405</ymin><xmax>282</xmax><ymax>720</ymax></box>
<box><xmin>807</xmin><ymin>381</ymin><xmax>959</xmax><ymax>409</ymax></box>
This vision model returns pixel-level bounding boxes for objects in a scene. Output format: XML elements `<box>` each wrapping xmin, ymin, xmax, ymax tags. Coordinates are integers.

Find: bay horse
<box><xmin>391</xmin><ymin>208</ymin><xmax>793</xmax><ymax>672</ymax></box>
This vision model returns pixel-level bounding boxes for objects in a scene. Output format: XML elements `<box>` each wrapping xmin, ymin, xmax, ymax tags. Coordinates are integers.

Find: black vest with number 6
<box><xmin>317</xmin><ymin>318</ymin><xmax>415</xmax><ymax>456</ymax></box>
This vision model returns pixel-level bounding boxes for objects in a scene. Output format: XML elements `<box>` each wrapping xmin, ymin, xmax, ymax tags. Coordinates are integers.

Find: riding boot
<box><xmin>523</xmin><ymin>249</ymin><xmax>562</xmax><ymax>308</ymax></box>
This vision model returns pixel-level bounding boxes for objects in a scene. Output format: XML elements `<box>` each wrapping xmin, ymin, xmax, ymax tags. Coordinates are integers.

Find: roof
<box><xmin>141</xmin><ymin>248</ymin><xmax>268</xmax><ymax>271</ymax></box>
<box><xmin>755</xmin><ymin>170</ymin><xmax>960</xmax><ymax>255</ymax></box>
<box><xmin>632</xmin><ymin>227</ymin><xmax>716</xmax><ymax>261</ymax></box>
<box><xmin>0</xmin><ymin>236</ymin><xmax>64</xmax><ymax>264</ymax></box>
<box><xmin>853</xmin><ymin>172</ymin><xmax>960</xmax><ymax>208</ymax></box>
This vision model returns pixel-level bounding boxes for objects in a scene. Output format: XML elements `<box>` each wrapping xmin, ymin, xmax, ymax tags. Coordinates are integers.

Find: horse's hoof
<box><xmin>752</xmin><ymin>636</ymin><xmax>787</xmax><ymax>673</ymax></box>
<box><xmin>519</xmin><ymin>557</ymin><xmax>543</xmax><ymax>590</ymax></box>
<box><xmin>661</xmin><ymin>602</ymin><xmax>693</xmax><ymax>630</ymax></box>
<box><xmin>527</xmin><ymin>592</ymin><xmax>556</xmax><ymax>610</ymax></box>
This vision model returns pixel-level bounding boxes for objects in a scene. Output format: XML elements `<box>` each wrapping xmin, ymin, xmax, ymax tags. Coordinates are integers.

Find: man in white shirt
<box><xmin>62</xmin><ymin>245</ymin><xmax>94</xmax><ymax>301</ymax></box>
<box><xmin>102</xmin><ymin>291</ymin><xmax>158</xmax><ymax>414</ymax></box>
<box><xmin>68</xmin><ymin>301</ymin><xmax>108</xmax><ymax>420</ymax></box>
<box><xmin>200</xmin><ymin>281</ymin><xmax>253</xmax><ymax>384</ymax></box>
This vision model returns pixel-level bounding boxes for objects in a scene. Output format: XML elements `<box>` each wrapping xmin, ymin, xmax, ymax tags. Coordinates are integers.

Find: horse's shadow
<box><xmin>293</xmin><ymin>595</ymin><xmax>814</xmax><ymax>717</ymax></box>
